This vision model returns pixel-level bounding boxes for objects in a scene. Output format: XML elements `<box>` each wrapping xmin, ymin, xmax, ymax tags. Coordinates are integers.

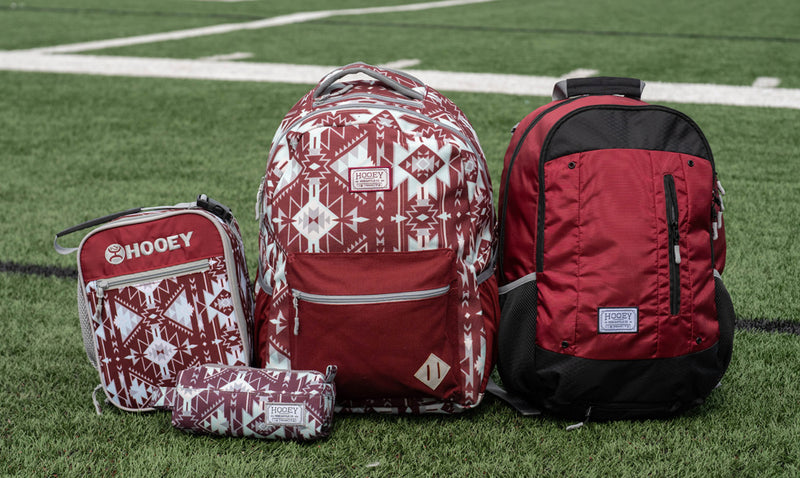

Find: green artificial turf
<box><xmin>1</xmin><ymin>0</ymin><xmax>799</xmax><ymax>475</ymax></box>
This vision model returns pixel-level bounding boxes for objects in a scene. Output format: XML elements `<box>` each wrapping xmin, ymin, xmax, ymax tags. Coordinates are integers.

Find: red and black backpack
<box><xmin>495</xmin><ymin>77</ymin><xmax>734</xmax><ymax>420</ymax></box>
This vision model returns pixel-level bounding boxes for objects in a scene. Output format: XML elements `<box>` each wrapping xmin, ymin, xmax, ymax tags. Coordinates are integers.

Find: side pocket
<box><xmin>253</xmin><ymin>286</ymin><xmax>273</xmax><ymax>368</ymax></box>
<box><xmin>77</xmin><ymin>282</ymin><xmax>99</xmax><ymax>370</ymax></box>
<box><xmin>478</xmin><ymin>275</ymin><xmax>500</xmax><ymax>390</ymax></box>
<box><xmin>497</xmin><ymin>273</ymin><xmax>539</xmax><ymax>398</ymax></box>
<box><xmin>714</xmin><ymin>273</ymin><xmax>735</xmax><ymax>375</ymax></box>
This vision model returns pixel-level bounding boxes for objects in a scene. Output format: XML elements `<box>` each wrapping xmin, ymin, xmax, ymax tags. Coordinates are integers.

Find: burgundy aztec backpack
<box><xmin>254</xmin><ymin>63</ymin><xmax>498</xmax><ymax>413</ymax></box>
<box><xmin>55</xmin><ymin>195</ymin><xmax>254</xmax><ymax>413</ymax></box>
<box><xmin>495</xmin><ymin>77</ymin><xmax>734</xmax><ymax>421</ymax></box>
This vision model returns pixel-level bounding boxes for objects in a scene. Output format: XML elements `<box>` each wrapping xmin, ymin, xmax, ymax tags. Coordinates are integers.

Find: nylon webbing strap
<box><xmin>486</xmin><ymin>378</ymin><xmax>542</xmax><ymax>416</ymax></box>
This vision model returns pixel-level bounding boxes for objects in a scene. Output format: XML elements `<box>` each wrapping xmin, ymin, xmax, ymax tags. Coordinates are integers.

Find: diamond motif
<box><xmin>143</xmin><ymin>336</ymin><xmax>177</xmax><ymax>367</ymax></box>
<box><xmin>414</xmin><ymin>353</ymin><xmax>451</xmax><ymax>391</ymax></box>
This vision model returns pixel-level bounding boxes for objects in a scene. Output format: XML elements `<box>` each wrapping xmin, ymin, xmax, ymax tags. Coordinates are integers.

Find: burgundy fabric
<box><xmin>80</xmin><ymin>212</ymin><xmax>223</xmax><ymax>282</ymax></box>
<box><xmin>78</xmin><ymin>208</ymin><xmax>252</xmax><ymax>411</ymax></box>
<box><xmin>255</xmin><ymin>63</ymin><xmax>496</xmax><ymax>413</ymax></box>
<box><xmin>152</xmin><ymin>364</ymin><xmax>336</xmax><ymax>440</ymax></box>
<box><xmin>498</xmin><ymin>95</ymin><xmax>645</xmax><ymax>284</ymax></box>
<box><xmin>286</xmin><ymin>250</ymin><xmax>457</xmax><ymax>400</ymax></box>
<box><xmin>498</xmin><ymin>94</ymin><xmax>726</xmax><ymax>361</ymax></box>
<box><xmin>536</xmin><ymin>149</ymin><xmax>717</xmax><ymax>359</ymax></box>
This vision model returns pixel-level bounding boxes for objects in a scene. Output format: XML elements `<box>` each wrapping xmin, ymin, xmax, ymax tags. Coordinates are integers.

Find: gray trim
<box><xmin>95</xmin><ymin>259</ymin><xmax>210</xmax><ymax>291</ymax></box>
<box><xmin>314</xmin><ymin>92</ymin><xmax>423</xmax><ymax>108</ymax></box>
<box><xmin>293</xmin><ymin>285</ymin><xmax>450</xmax><ymax>305</ymax></box>
<box><xmin>498</xmin><ymin>272</ymin><xmax>536</xmax><ymax>295</ymax></box>
<box><xmin>313</xmin><ymin>65</ymin><xmax>424</xmax><ymax>101</ymax></box>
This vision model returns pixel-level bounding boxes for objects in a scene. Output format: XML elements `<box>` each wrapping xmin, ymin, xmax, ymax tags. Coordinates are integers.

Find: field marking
<box><xmin>198</xmin><ymin>52</ymin><xmax>253</xmax><ymax>61</ymax></box>
<box><xmin>381</xmin><ymin>59</ymin><xmax>422</xmax><ymax>69</ymax></box>
<box><xmin>561</xmin><ymin>69</ymin><xmax>599</xmax><ymax>78</ymax></box>
<box><xmin>753</xmin><ymin>76</ymin><xmax>781</xmax><ymax>88</ymax></box>
<box><xmin>22</xmin><ymin>0</ymin><xmax>494</xmax><ymax>54</ymax></box>
<box><xmin>2</xmin><ymin>51</ymin><xmax>799</xmax><ymax>109</ymax></box>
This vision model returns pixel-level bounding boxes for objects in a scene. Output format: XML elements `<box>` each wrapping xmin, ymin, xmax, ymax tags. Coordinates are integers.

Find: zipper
<box><xmin>663</xmin><ymin>174</ymin><xmax>681</xmax><ymax>315</ymax></box>
<box><xmin>497</xmin><ymin>97</ymin><xmax>583</xmax><ymax>278</ymax></box>
<box><xmin>93</xmin><ymin>259</ymin><xmax>211</xmax><ymax>320</ymax></box>
<box><xmin>314</xmin><ymin>92</ymin><xmax>424</xmax><ymax>108</ymax></box>
<box><xmin>535</xmin><ymin>104</ymin><xmax>715</xmax><ymax>273</ymax></box>
<box><xmin>290</xmin><ymin>285</ymin><xmax>451</xmax><ymax>335</ymax></box>
<box><xmin>95</xmin><ymin>259</ymin><xmax>211</xmax><ymax>293</ymax></box>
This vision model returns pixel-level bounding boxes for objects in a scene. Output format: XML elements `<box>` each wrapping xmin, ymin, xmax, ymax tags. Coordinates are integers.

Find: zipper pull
<box><xmin>94</xmin><ymin>285</ymin><xmax>106</xmax><ymax>323</ymax></box>
<box><xmin>292</xmin><ymin>291</ymin><xmax>300</xmax><ymax>336</ymax></box>
<box><xmin>671</xmin><ymin>217</ymin><xmax>681</xmax><ymax>264</ymax></box>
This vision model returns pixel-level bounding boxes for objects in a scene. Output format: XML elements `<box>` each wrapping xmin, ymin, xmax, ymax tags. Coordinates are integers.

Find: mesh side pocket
<box><xmin>497</xmin><ymin>278</ymin><xmax>538</xmax><ymax>398</ymax></box>
<box><xmin>714</xmin><ymin>275</ymin><xmax>735</xmax><ymax>376</ymax></box>
<box><xmin>76</xmin><ymin>282</ymin><xmax>98</xmax><ymax>370</ymax></box>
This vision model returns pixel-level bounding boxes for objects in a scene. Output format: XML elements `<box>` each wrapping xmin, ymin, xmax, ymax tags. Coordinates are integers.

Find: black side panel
<box><xmin>497</xmin><ymin>280</ymin><xmax>539</xmax><ymax>400</ymax></box>
<box><xmin>715</xmin><ymin>276</ymin><xmax>736</xmax><ymax>375</ymax></box>
<box><xmin>530</xmin><ymin>343</ymin><xmax>728</xmax><ymax>420</ymax></box>
<box><xmin>543</xmin><ymin>106</ymin><xmax>713</xmax><ymax>163</ymax></box>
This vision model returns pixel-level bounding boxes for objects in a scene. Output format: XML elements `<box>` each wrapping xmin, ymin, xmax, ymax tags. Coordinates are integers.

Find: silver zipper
<box><xmin>95</xmin><ymin>259</ymin><xmax>210</xmax><ymax>294</ymax></box>
<box><xmin>291</xmin><ymin>285</ymin><xmax>450</xmax><ymax>335</ymax></box>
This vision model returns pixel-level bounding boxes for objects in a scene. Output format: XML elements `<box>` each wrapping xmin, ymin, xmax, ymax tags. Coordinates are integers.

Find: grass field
<box><xmin>1</xmin><ymin>0</ymin><xmax>799</xmax><ymax>476</ymax></box>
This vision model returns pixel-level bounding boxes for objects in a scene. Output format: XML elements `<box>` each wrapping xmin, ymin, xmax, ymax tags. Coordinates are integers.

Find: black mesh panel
<box><xmin>497</xmin><ymin>280</ymin><xmax>540</xmax><ymax>400</ymax></box>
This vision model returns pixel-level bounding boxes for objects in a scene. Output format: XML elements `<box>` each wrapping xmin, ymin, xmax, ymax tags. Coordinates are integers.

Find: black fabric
<box><xmin>528</xmin><ymin>344</ymin><xmax>726</xmax><ymax>421</ymax></box>
<box><xmin>543</xmin><ymin>106</ymin><xmax>713</xmax><ymax>164</ymax></box>
<box><xmin>715</xmin><ymin>276</ymin><xmax>736</xmax><ymax>375</ymax></box>
<box><xmin>558</xmin><ymin>77</ymin><xmax>643</xmax><ymax>100</ymax></box>
<box><xmin>497</xmin><ymin>275</ymin><xmax>733</xmax><ymax>421</ymax></box>
<box><xmin>496</xmin><ymin>280</ymin><xmax>539</xmax><ymax>400</ymax></box>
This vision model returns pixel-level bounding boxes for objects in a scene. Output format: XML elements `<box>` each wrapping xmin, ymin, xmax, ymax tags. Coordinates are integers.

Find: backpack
<box><xmin>254</xmin><ymin>63</ymin><xmax>498</xmax><ymax>413</ymax></box>
<box><xmin>495</xmin><ymin>77</ymin><xmax>734</xmax><ymax>420</ymax></box>
<box><xmin>55</xmin><ymin>195</ymin><xmax>254</xmax><ymax>413</ymax></box>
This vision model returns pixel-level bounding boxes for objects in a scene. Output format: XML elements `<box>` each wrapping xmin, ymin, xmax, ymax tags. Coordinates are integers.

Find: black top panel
<box><xmin>543</xmin><ymin>105</ymin><xmax>713</xmax><ymax>164</ymax></box>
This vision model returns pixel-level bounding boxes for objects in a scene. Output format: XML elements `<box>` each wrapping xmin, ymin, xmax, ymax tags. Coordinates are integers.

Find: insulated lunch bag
<box><xmin>55</xmin><ymin>195</ymin><xmax>254</xmax><ymax>413</ymax></box>
<box><xmin>254</xmin><ymin>63</ymin><xmax>498</xmax><ymax>413</ymax></box>
<box><xmin>495</xmin><ymin>78</ymin><xmax>734</xmax><ymax>420</ymax></box>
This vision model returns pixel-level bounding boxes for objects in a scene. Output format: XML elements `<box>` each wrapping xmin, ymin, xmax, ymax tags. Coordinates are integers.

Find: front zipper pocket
<box><xmin>285</xmin><ymin>250</ymin><xmax>459</xmax><ymax>401</ymax></box>
<box><xmin>664</xmin><ymin>174</ymin><xmax>681</xmax><ymax>315</ymax></box>
<box><xmin>93</xmin><ymin>259</ymin><xmax>211</xmax><ymax>321</ymax></box>
<box><xmin>291</xmin><ymin>286</ymin><xmax>451</xmax><ymax>335</ymax></box>
<box><xmin>87</xmin><ymin>256</ymin><xmax>250</xmax><ymax>411</ymax></box>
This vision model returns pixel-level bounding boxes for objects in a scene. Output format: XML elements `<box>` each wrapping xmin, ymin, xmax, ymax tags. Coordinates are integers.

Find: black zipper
<box><xmin>535</xmin><ymin>104</ymin><xmax>715</xmax><ymax>274</ymax></box>
<box><xmin>664</xmin><ymin>174</ymin><xmax>681</xmax><ymax>315</ymax></box>
<box><xmin>497</xmin><ymin>97</ymin><xmax>582</xmax><ymax>278</ymax></box>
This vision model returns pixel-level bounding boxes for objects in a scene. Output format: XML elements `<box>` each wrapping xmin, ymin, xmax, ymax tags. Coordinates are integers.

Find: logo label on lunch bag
<box><xmin>598</xmin><ymin>307</ymin><xmax>639</xmax><ymax>334</ymax></box>
<box><xmin>349</xmin><ymin>167</ymin><xmax>392</xmax><ymax>192</ymax></box>
<box><xmin>104</xmin><ymin>231</ymin><xmax>194</xmax><ymax>264</ymax></box>
<box><xmin>265</xmin><ymin>403</ymin><xmax>305</xmax><ymax>426</ymax></box>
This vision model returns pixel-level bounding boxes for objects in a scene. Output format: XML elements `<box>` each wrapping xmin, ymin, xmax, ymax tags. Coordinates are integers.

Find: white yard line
<box><xmin>2</xmin><ymin>51</ymin><xmax>799</xmax><ymax>109</ymax></box>
<box><xmin>198</xmin><ymin>52</ymin><xmax>253</xmax><ymax>61</ymax></box>
<box><xmin>753</xmin><ymin>76</ymin><xmax>781</xmax><ymax>88</ymax></box>
<box><xmin>381</xmin><ymin>59</ymin><xmax>422</xmax><ymax>69</ymax></box>
<box><xmin>23</xmin><ymin>0</ymin><xmax>494</xmax><ymax>54</ymax></box>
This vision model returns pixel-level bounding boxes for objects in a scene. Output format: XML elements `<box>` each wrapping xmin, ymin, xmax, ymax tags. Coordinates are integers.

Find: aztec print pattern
<box><xmin>86</xmin><ymin>254</ymin><xmax>248</xmax><ymax>411</ymax></box>
<box><xmin>255</xmin><ymin>63</ymin><xmax>496</xmax><ymax>413</ymax></box>
<box><xmin>150</xmin><ymin>364</ymin><xmax>336</xmax><ymax>440</ymax></box>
